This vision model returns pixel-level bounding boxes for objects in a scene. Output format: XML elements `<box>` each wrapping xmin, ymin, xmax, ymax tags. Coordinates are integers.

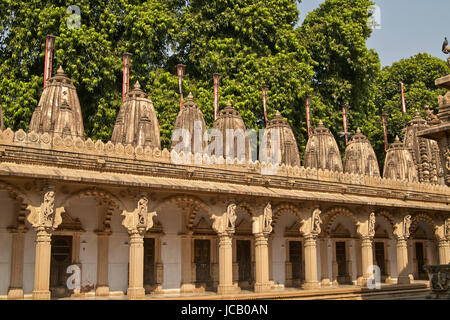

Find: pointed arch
<box><xmin>59</xmin><ymin>187</ymin><xmax>126</xmax><ymax>211</ymax></box>
<box><xmin>322</xmin><ymin>206</ymin><xmax>358</xmax><ymax>235</ymax></box>
<box><xmin>152</xmin><ymin>194</ymin><xmax>214</xmax><ymax>230</ymax></box>
<box><xmin>410</xmin><ymin>213</ymin><xmax>436</xmax><ymax>238</ymax></box>
<box><xmin>272</xmin><ymin>202</ymin><xmax>302</xmax><ymax>227</ymax></box>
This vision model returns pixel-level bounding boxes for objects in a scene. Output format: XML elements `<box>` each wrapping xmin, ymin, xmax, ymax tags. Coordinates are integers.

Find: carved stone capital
<box><xmin>393</xmin><ymin>214</ymin><xmax>412</xmax><ymax>240</ymax></box>
<box><xmin>121</xmin><ymin>195</ymin><xmax>157</xmax><ymax>236</ymax></box>
<box><xmin>26</xmin><ymin>188</ymin><xmax>64</xmax><ymax>232</ymax></box>
<box><xmin>435</xmin><ymin>218</ymin><xmax>450</xmax><ymax>241</ymax></box>
<box><xmin>356</xmin><ymin>211</ymin><xmax>376</xmax><ymax>238</ymax></box>
<box><xmin>252</xmin><ymin>202</ymin><xmax>273</xmax><ymax>235</ymax></box>
<box><xmin>211</xmin><ymin>202</ymin><xmax>236</xmax><ymax>235</ymax></box>
<box><xmin>299</xmin><ymin>207</ymin><xmax>322</xmax><ymax>236</ymax></box>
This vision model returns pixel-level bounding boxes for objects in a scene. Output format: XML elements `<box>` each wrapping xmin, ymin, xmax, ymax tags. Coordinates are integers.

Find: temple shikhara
<box><xmin>0</xmin><ymin>36</ymin><xmax>450</xmax><ymax>300</ymax></box>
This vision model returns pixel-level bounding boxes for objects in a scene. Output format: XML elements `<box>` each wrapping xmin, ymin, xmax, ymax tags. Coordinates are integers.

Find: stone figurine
<box><xmin>312</xmin><ymin>208</ymin><xmax>322</xmax><ymax>234</ymax></box>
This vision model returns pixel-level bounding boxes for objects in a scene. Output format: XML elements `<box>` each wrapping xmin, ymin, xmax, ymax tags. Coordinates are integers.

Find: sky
<box><xmin>297</xmin><ymin>0</ymin><xmax>449</xmax><ymax>67</ymax></box>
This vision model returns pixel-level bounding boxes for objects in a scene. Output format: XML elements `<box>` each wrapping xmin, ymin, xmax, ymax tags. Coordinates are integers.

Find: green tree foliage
<box><xmin>298</xmin><ymin>0</ymin><xmax>381</xmax><ymax>154</ymax></box>
<box><xmin>176</xmin><ymin>0</ymin><xmax>315</xmax><ymax>152</ymax></box>
<box><xmin>1</xmin><ymin>0</ymin><xmax>448</xmax><ymax>168</ymax></box>
<box><xmin>0</xmin><ymin>0</ymin><xmax>182</xmax><ymax>141</ymax></box>
<box><xmin>374</xmin><ymin>53</ymin><xmax>449</xmax><ymax>164</ymax></box>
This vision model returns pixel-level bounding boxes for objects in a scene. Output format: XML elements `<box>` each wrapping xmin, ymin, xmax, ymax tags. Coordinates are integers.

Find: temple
<box><xmin>0</xmin><ymin>43</ymin><xmax>449</xmax><ymax>300</ymax></box>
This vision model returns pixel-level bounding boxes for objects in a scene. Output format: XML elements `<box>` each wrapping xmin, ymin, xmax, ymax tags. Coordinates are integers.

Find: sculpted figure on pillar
<box><xmin>226</xmin><ymin>203</ymin><xmax>237</xmax><ymax>230</ymax></box>
<box><xmin>263</xmin><ymin>202</ymin><xmax>273</xmax><ymax>234</ymax></box>
<box><xmin>122</xmin><ymin>195</ymin><xmax>157</xmax><ymax>235</ymax></box>
<box><xmin>404</xmin><ymin>215</ymin><xmax>412</xmax><ymax>239</ymax></box>
<box><xmin>368</xmin><ymin>212</ymin><xmax>376</xmax><ymax>238</ymax></box>
<box><xmin>311</xmin><ymin>208</ymin><xmax>322</xmax><ymax>235</ymax></box>
<box><xmin>212</xmin><ymin>202</ymin><xmax>237</xmax><ymax>235</ymax></box>
<box><xmin>445</xmin><ymin>218</ymin><xmax>450</xmax><ymax>239</ymax></box>
<box><xmin>394</xmin><ymin>214</ymin><xmax>412</xmax><ymax>240</ymax></box>
<box><xmin>27</xmin><ymin>189</ymin><xmax>64</xmax><ymax>231</ymax></box>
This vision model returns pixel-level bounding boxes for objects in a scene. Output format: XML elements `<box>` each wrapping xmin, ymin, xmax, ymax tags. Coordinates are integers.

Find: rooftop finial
<box><xmin>395</xmin><ymin>135</ymin><xmax>400</xmax><ymax>142</ymax></box>
<box><xmin>226</xmin><ymin>100</ymin><xmax>232</xmax><ymax>108</ymax></box>
<box><xmin>356</xmin><ymin>127</ymin><xmax>361</xmax><ymax>134</ymax></box>
<box><xmin>187</xmin><ymin>92</ymin><xmax>194</xmax><ymax>100</ymax></box>
<box><xmin>134</xmin><ymin>81</ymin><xmax>141</xmax><ymax>89</ymax></box>
<box><xmin>56</xmin><ymin>66</ymin><xmax>64</xmax><ymax>75</ymax></box>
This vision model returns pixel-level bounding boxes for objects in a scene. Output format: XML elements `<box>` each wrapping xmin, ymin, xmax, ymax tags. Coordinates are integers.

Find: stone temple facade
<box><xmin>0</xmin><ymin>64</ymin><xmax>449</xmax><ymax>300</ymax></box>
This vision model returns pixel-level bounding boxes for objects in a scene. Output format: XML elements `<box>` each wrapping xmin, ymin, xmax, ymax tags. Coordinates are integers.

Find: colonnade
<box><xmin>3</xmin><ymin>188</ymin><xmax>450</xmax><ymax>299</ymax></box>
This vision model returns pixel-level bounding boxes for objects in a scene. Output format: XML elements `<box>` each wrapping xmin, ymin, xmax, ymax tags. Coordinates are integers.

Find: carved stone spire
<box><xmin>29</xmin><ymin>66</ymin><xmax>85</xmax><ymax>139</ymax></box>
<box><xmin>171</xmin><ymin>92</ymin><xmax>207</xmax><ymax>154</ymax></box>
<box><xmin>111</xmin><ymin>81</ymin><xmax>161</xmax><ymax>149</ymax></box>
<box><xmin>212</xmin><ymin>101</ymin><xmax>250</xmax><ymax>161</ymax></box>
<box><xmin>304</xmin><ymin>120</ymin><xmax>343</xmax><ymax>172</ymax></box>
<box><xmin>383</xmin><ymin>136</ymin><xmax>418</xmax><ymax>182</ymax></box>
<box><xmin>263</xmin><ymin>111</ymin><xmax>300</xmax><ymax>166</ymax></box>
<box><xmin>403</xmin><ymin>109</ymin><xmax>443</xmax><ymax>184</ymax></box>
<box><xmin>343</xmin><ymin>128</ymin><xmax>380</xmax><ymax>177</ymax></box>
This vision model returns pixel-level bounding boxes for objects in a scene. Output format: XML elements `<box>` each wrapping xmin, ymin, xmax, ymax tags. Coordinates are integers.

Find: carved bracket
<box><xmin>26</xmin><ymin>189</ymin><xmax>64</xmax><ymax>231</ymax></box>
<box><xmin>211</xmin><ymin>202</ymin><xmax>236</xmax><ymax>235</ymax></box>
<box><xmin>121</xmin><ymin>195</ymin><xmax>157</xmax><ymax>235</ymax></box>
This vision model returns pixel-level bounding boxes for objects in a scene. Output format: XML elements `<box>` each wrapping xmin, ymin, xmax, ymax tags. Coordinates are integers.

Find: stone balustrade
<box><xmin>0</xmin><ymin>128</ymin><xmax>449</xmax><ymax>199</ymax></box>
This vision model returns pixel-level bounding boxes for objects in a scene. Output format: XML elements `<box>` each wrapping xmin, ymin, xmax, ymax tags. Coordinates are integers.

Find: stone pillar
<box><xmin>268</xmin><ymin>235</ymin><xmax>274</xmax><ymax>287</ymax></box>
<box><xmin>7</xmin><ymin>229</ymin><xmax>26</xmax><ymax>299</ymax></box>
<box><xmin>127</xmin><ymin>232</ymin><xmax>145</xmax><ymax>299</ymax></box>
<box><xmin>211</xmin><ymin>202</ymin><xmax>239</xmax><ymax>295</ymax></box>
<box><xmin>303</xmin><ymin>234</ymin><xmax>319</xmax><ymax>289</ymax></box>
<box><xmin>217</xmin><ymin>233</ymin><xmax>235</xmax><ymax>294</ymax></box>
<box><xmin>26</xmin><ymin>188</ymin><xmax>65</xmax><ymax>300</ymax></box>
<box><xmin>122</xmin><ymin>195</ymin><xmax>157</xmax><ymax>299</ymax></box>
<box><xmin>155</xmin><ymin>237</ymin><xmax>164</xmax><ymax>293</ymax></box>
<box><xmin>254</xmin><ymin>233</ymin><xmax>271</xmax><ymax>293</ymax></box>
<box><xmin>320</xmin><ymin>237</ymin><xmax>330</xmax><ymax>286</ymax></box>
<box><xmin>95</xmin><ymin>231</ymin><xmax>110</xmax><ymax>296</ymax></box>
<box><xmin>251</xmin><ymin>202</ymin><xmax>272</xmax><ymax>293</ymax></box>
<box><xmin>331</xmin><ymin>241</ymin><xmax>338</xmax><ymax>285</ymax></box>
<box><xmin>360</xmin><ymin>236</ymin><xmax>374</xmax><ymax>286</ymax></box>
<box><xmin>180</xmin><ymin>233</ymin><xmax>195</xmax><ymax>293</ymax></box>
<box><xmin>396</xmin><ymin>237</ymin><xmax>410</xmax><ymax>284</ymax></box>
<box><xmin>32</xmin><ymin>228</ymin><xmax>52</xmax><ymax>300</ymax></box>
<box><xmin>438</xmin><ymin>239</ymin><xmax>450</xmax><ymax>264</ymax></box>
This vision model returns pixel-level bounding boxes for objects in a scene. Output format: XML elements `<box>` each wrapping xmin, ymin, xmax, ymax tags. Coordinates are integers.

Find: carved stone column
<box><xmin>7</xmin><ymin>201</ymin><xmax>28</xmax><ymax>299</ymax></box>
<box><xmin>155</xmin><ymin>237</ymin><xmax>164</xmax><ymax>293</ymax></box>
<box><xmin>303</xmin><ymin>234</ymin><xmax>319</xmax><ymax>289</ymax></box>
<box><xmin>122</xmin><ymin>195</ymin><xmax>157</xmax><ymax>299</ymax></box>
<box><xmin>95</xmin><ymin>231</ymin><xmax>111</xmax><ymax>296</ymax></box>
<box><xmin>7</xmin><ymin>229</ymin><xmax>27</xmax><ymax>299</ymax></box>
<box><xmin>253</xmin><ymin>233</ymin><xmax>270</xmax><ymax>293</ymax></box>
<box><xmin>27</xmin><ymin>188</ymin><xmax>64</xmax><ymax>300</ymax></box>
<box><xmin>300</xmin><ymin>207</ymin><xmax>322</xmax><ymax>290</ymax></box>
<box><xmin>396</xmin><ymin>237</ymin><xmax>410</xmax><ymax>284</ymax></box>
<box><xmin>211</xmin><ymin>202</ymin><xmax>239</xmax><ymax>295</ymax></box>
<box><xmin>436</xmin><ymin>218</ymin><xmax>450</xmax><ymax>265</ymax></box>
<box><xmin>320</xmin><ymin>237</ymin><xmax>330</xmax><ymax>286</ymax></box>
<box><xmin>252</xmin><ymin>202</ymin><xmax>272</xmax><ymax>293</ymax></box>
<box><xmin>268</xmin><ymin>235</ymin><xmax>274</xmax><ymax>287</ymax></box>
<box><xmin>394</xmin><ymin>215</ymin><xmax>412</xmax><ymax>285</ymax></box>
<box><xmin>360</xmin><ymin>236</ymin><xmax>374</xmax><ymax>286</ymax></box>
<box><xmin>357</xmin><ymin>212</ymin><xmax>376</xmax><ymax>286</ymax></box>
<box><xmin>438</xmin><ymin>239</ymin><xmax>450</xmax><ymax>264</ymax></box>
<box><xmin>33</xmin><ymin>228</ymin><xmax>53</xmax><ymax>299</ymax></box>
<box><xmin>217</xmin><ymin>233</ymin><xmax>235</xmax><ymax>294</ymax></box>
<box><xmin>180</xmin><ymin>233</ymin><xmax>195</xmax><ymax>293</ymax></box>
